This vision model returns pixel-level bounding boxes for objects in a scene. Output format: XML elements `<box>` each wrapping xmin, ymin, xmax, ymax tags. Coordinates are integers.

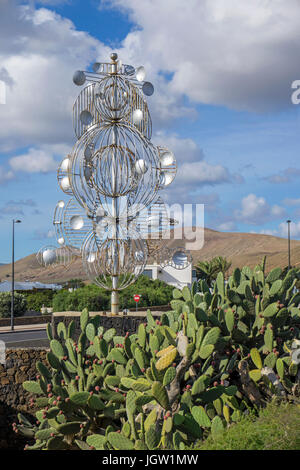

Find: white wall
<box><xmin>142</xmin><ymin>263</ymin><xmax>197</xmax><ymax>289</ymax></box>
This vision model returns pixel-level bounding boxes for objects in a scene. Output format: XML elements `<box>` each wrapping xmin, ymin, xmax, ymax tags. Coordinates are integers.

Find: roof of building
<box><xmin>0</xmin><ymin>281</ymin><xmax>62</xmax><ymax>292</ymax></box>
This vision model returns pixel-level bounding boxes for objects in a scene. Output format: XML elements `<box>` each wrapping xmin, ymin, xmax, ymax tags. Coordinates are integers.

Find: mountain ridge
<box><xmin>0</xmin><ymin>227</ymin><xmax>298</xmax><ymax>283</ymax></box>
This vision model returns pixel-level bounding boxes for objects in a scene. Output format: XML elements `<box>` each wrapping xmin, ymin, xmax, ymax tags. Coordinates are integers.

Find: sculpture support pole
<box><xmin>111</xmin><ymin>289</ymin><xmax>119</xmax><ymax>315</ymax></box>
<box><xmin>111</xmin><ymin>78</ymin><xmax>119</xmax><ymax>314</ymax></box>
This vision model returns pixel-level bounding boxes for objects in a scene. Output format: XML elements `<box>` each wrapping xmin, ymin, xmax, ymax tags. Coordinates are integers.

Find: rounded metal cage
<box><xmin>36</xmin><ymin>245</ymin><xmax>78</xmax><ymax>268</ymax></box>
<box><xmin>73</xmin><ymin>81</ymin><xmax>152</xmax><ymax>140</ymax></box>
<box><xmin>94</xmin><ymin>75</ymin><xmax>131</xmax><ymax>121</ymax></box>
<box><xmin>82</xmin><ymin>226</ymin><xmax>148</xmax><ymax>290</ymax></box>
<box><xmin>69</xmin><ymin>123</ymin><xmax>161</xmax><ymax>212</ymax></box>
<box><xmin>53</xmin><ymin>198</ymin><xmax>93</xmax><ymax>253</ymax></box>
<box><xmin>40</xmin><ymin>54</ymin><xmax>179</xmax><ymax>302</ymax></box>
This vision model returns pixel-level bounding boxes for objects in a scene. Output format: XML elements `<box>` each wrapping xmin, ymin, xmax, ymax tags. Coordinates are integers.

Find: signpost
<box><xmin>134</xmin><ymin>294</ymin><xmax>140</xmax><ymax>312</ymax></box>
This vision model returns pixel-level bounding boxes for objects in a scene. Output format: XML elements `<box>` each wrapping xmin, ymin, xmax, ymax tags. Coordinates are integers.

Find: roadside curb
<box><xmin>0</xmin><ymin>324</ymin><xmax>47</xmax><ymax>334</ymax></box>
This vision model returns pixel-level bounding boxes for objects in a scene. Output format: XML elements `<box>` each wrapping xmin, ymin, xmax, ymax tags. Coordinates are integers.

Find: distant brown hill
<box><xmin>0</xmin><ymin>227</ymin><xmax>298</xmax><ymax>283</ymax></box>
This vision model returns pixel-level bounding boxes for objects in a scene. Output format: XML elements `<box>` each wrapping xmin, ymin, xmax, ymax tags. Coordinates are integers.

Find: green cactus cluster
<box><xmin>16</xmin><ymin>262</ymin><xmax>300</xmax><ymax>450</ymax></box>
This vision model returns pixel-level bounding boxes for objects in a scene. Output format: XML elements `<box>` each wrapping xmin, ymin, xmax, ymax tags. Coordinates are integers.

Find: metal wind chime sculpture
<box><xmin>37</xmin><ymin>53</ymin><xmax>191</xmax><ymax>313</ymax></box>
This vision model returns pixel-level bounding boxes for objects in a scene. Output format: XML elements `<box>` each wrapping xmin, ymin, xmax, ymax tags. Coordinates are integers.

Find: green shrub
<box><xmin>52</xmin><ymin>284</ymin><xmax>110</xmax><ymax>312</ymax></box>
<box><xmin>61</xmin><ymin>279</ymin><xmax>85</xmax><ymax>289</ymax></box>
<box><xmin>52</xmin><ymin>276</ymin><xmax>173</xmax><ymax>312</ymax></box>
<box><xmin>22</xmin><ymin>289</ymin><xmax>57</xmax><ymax>312</ymax></box>
<box><xmin>196</xmin><ymin>400</ymin><xmax>300</xmax><ymax>450</ymax></box>
<box><xmin>0</xmin><ymin>292</ymin><xmax>27</xmax><ymax>318</ymax></box>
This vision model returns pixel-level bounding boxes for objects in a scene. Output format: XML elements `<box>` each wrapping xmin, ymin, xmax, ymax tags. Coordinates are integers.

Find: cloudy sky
<box><xmin>0</xmin><ymin>0</ymin><xmax>300</xmax><ymax>262</ymax></box>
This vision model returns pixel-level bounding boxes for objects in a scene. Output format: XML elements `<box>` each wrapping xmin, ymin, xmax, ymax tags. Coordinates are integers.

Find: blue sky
<box><xmin>1</xmin><ymin>0</ymin><xmax>300</xmax><ymax>263</ymax></box>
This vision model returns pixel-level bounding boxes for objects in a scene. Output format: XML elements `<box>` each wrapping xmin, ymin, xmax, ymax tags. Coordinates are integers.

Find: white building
<box><xmin>142</xmin><ymin>263</ymin><xmax>197</xmax><ymax>289</ymax></box>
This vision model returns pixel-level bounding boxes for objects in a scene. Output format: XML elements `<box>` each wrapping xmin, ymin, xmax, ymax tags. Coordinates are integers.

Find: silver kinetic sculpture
<box><xmin>37</xmin><ymin>53</ymin><xmax>191</xmax><ymax>314</ymax></box>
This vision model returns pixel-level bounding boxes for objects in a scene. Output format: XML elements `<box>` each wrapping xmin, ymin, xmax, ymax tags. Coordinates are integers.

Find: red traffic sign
<box><xmin>134</xmin><ymin>295</ymin><xmax>140</xmax><ymax>303</ymax></box>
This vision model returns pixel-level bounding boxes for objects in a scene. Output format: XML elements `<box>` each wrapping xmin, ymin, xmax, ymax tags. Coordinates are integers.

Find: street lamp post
<box><xmin>287</xmin><ymin>219</ymin><xmax>291</xmax><ymax>270</ymax></box>
<box><xmin>11</xmin><ymin>219</ymin><xmax>21</xmax><ymax>331</ymax></box>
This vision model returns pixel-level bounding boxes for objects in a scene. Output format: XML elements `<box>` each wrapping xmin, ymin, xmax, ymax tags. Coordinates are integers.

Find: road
<box><xmin>0</xmin><ymin>329</ymin><xmax>49</xmax><ymax>348</ymax></box>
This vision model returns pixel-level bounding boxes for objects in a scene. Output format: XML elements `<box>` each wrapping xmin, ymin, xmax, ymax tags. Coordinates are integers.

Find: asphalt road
<box><xmin>0</xmin><ymin>329</ymin><xmax>49</xmax><ymax>348</ymax></box>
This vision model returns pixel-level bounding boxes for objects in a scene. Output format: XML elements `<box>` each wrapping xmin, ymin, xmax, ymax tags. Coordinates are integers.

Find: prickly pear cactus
<box><xmin>16</xmin><ymin>265</ymin><xmax>300</xmax><ymax>450</ymax></box>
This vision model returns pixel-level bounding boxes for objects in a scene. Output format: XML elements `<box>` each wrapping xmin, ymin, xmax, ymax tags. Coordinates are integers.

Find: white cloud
<box><xmin>283</xmin><ymin>198</ymin><xmax>300</xmax><ymax>206</ymax></box>
<box><xmin>278</xmin><ymin>221</ymin><xmax>300</xmax><ymax>238</ymax></box>
<box><xmin>178</xmin><ymin>161</ymin><xmax>231</xmax><ymax>185</ymax></box>
<box><xmin>152</xmin><ymin>132</ymin><xmax>243</xmax><ymax>204</ymax></box>
<box><xmin>217</xmin><ymin>221</ymin><xmax>236</xmax><ymax>231</ymax></box>
<box><xmin>0</xmin><ymin>203</ymin><xmax>24</xmax><ymax>215</ymax></box>
<box><xmin>105</xmin><ymin>0</ymin><xmax>300</xmax><ymax>112</ymax></box>
<box><xmin>7</xmin><ymin>198</ymin><xmax>36</xmax><ymax>207</ymax></box>
<box><xmin>250</xmin><ymin>229</ymin><xmax>278</xmax><ymax>236</ymax></box>
<box><xmin>153</xmin><ymin>132</ymin><xmax>204</xmax><ymax>163</ymax></box>
<box><xmin>265</xmin><ymin>168</ymin><xmax>300</xmax><ymax>184</ymax></box>
<box><xmin>234</xmin><ymin>193</ymin><xmax>286</xmax><ymax>225</ymax></box>
<box><xmin>271</xmin><ymin>205</ymin><xmax>286</xmax><ymax>217</ymax></box>
<box><xmin>0</xmin><ymin>166</ymin><xmax>14</xmax><ymax>184</ymax></box>
<box><xmin>33</xmin><ymin>228</ymin><xmax>55</xmax><ymax>240</ymax></box>
<box><xmin>0</xmin><ymin>2</ymin><xmax>107</xmax><ymax>150</ymax></box>
<box><xmin>9</xmin><ymin>147</ymin><xmax>58</xmax><ymax>173</ymax></box>
<box><xmin>251</xmin><ymin>221</ymin><xmax>300</xmax><ymax>239</ymax></box>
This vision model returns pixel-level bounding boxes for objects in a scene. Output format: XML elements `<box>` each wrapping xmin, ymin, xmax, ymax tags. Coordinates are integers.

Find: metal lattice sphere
<box><xmin>82</xmin><ymin>226</ymin><xmax>147</xmax><ymax>290</ymax></box>
<box><xmin>73</xmin><ymin>82</ymin><xmax>152</xmax><ymax>140</ymax></box>
<box><xmin>53</xmin><ymin>198</ymin><xmax>93</xmax><ymax>252</ymax></box>
<box><xmin>36</xmin><ymin>245</ymin><xmax>78</xmax><ymax>268</ymax></box>
<box><xmin>94</xmin><ymin>75</ymin><xmax>130</xmax><ymax>121</ymax></box>
<box><xmin>70</xmin><ymin>123</ymin><xmax>161</xmax><ymax>205</ymax></box>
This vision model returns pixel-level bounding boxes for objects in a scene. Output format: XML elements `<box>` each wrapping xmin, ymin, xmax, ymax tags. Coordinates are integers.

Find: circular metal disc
<box><xmin>42</xmin><ymin>249</ymin><xmax>57</xmax><ymax>265</ymax></box>
<box><xmin>73</xmin><ymin>70</ymin><xmax>86</xmax><ymax>86</ymax></box>
<box><xmin>92</xmin><ymin>62</ymin><xmax>101</xmax><ymax>72</ymax></box>
<box><xmin>135</xmin><ymin>159</ymin><xmax>148</xmax><ymax>175</ymax></box>
<box><xmin>132</xmin><ymin>109</ymin><xmax>143</xmax><ymax>124</ymax></box>
<box><xmin>60</xmin><ymin>158</ymin><xmax>70</xmax><ymax>172</ymax></box>
<box><xmin>136</xmin><ymin>66</ymin><xmax>146</xmax><ymax>82</ymax></box>
<box><xmin>172</xmin><ymin>251</ymin><xmax>188</xmax><ymax>266</ymax></box>
<box><xmin>84</xmin><ymin>144</ymin><xmax>94</xmax><ymax>160</ymax></box>
<box><xmin>160</xmin><ymin>171</ymin><xmax>175</xmax><ymax>187</ymax></box>
<box><xmin>60</xmin><ymin>176</ymin><xmax>71</xmax><ymax>192</ymax></box>
<box><xmin>124</xmin><ymin>65</ymin><xmax>135</xmax><ymax>76</ymax></box>
<box><xmin>70</xmin><ymin>215</ymin><xmax>85</xmax><ymax>230</ymax></box>
<box><xmin>80</xmin><ymin>110</ymin><xmax>93</xmax><ymax>126</ymax></box>
<box><xmin>159</xmin><ymin>151</ymin><xmax>175</xmax><ymax>167</ymax></box>
<box><xmin>142</xmin><ymin>81</ymin><xmax>154</xmax><ymax>96</ymax></box>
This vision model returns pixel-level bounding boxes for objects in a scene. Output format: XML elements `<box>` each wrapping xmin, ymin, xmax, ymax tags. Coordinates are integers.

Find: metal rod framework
<box><xmin>37</xmin><ymin>53</ymin><xmax>193</xmax><ymax>315</ymax></box>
